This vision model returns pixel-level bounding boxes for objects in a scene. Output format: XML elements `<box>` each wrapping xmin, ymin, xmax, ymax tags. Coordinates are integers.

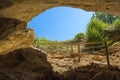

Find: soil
<box><xmin>0</xmin><ymin>42</ymin><xmax>120</xmax><ymax>80</ymax></box>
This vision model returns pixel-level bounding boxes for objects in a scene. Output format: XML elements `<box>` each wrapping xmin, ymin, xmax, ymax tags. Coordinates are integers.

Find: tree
<box><xmin>72</xmin><ymin>33</ymin><xmax>85</xmax><ymax>43</ymax></box>
<box><xmin>92</xmin><ymin>12</ymin><xmax>120</xmax><ymax>24</ymax></box>
<box><xmin>33</xmin><ymin>35</ymin><xmax>41</xmax><ymax>47</ymax></box>
<box><xmin>113</xmin><ymin>19</ymin><xmax>120</xmax><ymax>29</ymax></box>
<box><xmin>86</xmin><ymin>18</ymin><xmax>107</xmax><ymax>42</ymax></box>
<box><xmin>85</xmin><ymin>18</ymin><xmax>107</xmax><ymax>51</ymax></box>
<box><xmin>32</xmin><ymin>35</ymin><xmax>49</xmax><ymax>47</ymax></box>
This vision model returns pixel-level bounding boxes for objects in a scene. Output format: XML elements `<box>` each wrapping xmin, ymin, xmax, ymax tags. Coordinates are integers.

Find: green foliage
<box><xmin>32</xmin><ymin>35</ymin><xmax>61</xmax><ymax>51</ymax></box>
<box><xmin>32</xmin><ymin>35</ymin><xmax>40</xmax><ymax>47</ymax></box>
<box><xmin>86</xmin><ymin>18</ymin><xmax>107</xmax><ymax>42</ymax></box>
<box><xmin>32</xmin><ymin>12</ymin><xmax>120</xmax><ymax>52</ymax></box>
<box><xmin>72</xmin><ymin>32</ymin><xmax>85</xmax><ymax>43</ymax></box>
<box><xmin>113</xmin><ymin>19</ymin><xmax>120</xmax><ymax>29</ymax></box>
<box><xmin>33</xmin><ymin>35</ymin><xmax>50</xmax><ymax>48</ymax></box>
<box><xmin>92</xmin><ymin>12</ymin><xmax>120</xmax><ymax>24</ymax></box>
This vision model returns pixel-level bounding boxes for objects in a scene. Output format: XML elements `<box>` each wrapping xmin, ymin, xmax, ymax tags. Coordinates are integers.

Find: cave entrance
<box><xmin>27</xmin><ymin>6</ymin><xmax>94</xmax><ymax>52</ymax></box>
<box><xmin>27</xmin><ymin>7</ymin><xmax>93</xmax><ymax>41</ymax></box>
<box><xmin>27</xmin><ymin>6</ymin><xmax>119</xmax><ymax>53</ymax></box>
<box><xmin>27</xmin><ymin>6</ymin><xmax>97</xmax><ymax>56</ymax></box>
<box><xmin>27</xmin><ymin>6</ymin><xmax>120</xmax><ymax>66</ymax></box>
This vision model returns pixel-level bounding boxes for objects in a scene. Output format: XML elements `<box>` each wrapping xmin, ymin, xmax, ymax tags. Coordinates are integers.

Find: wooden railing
<box><xmin>34</xmin><ymin>41</ymin><xmax>110</xmax><ymax>66</ymax></box>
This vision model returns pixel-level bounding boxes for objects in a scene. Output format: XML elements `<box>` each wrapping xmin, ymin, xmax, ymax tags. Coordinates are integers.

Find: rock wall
<box><xmin>0</xmin><ymin>0</ymin><xmax>120</xmax><ymax>22</ymax></box>
<box><xmin>0</xmin><ymin>17</ymin><xmax>34</xmax><ymax>55</ymax></box>
<box><xmin>0</xmin><ymin>0</ymin><xmax>120</xmax><ymax>54</ymax></box>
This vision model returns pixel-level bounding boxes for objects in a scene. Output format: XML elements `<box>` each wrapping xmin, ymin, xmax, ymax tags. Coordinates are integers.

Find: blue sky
<box><xmin>27</xmin><ymin>7</ymin><xmax>93</xmax><ymax>41</ymax></box>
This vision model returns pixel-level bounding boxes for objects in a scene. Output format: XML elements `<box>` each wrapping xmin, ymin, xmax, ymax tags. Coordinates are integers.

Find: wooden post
<box><xmin>78</xmin><ymin>44</ymin><xmax>80</xmax><ymax>54</ymax></box>
<box><xmin>67</xmin><ymin>45</ymin><xmax>69</xmax><ymax>53</ymax></box>
<box><xmin>71</xmin><ymin>44</ymin><xmax>73</xmax><ymax>53</ymax></box>
<box><xmin>35</xmin><ymin>41</ymin><xmax>37</xmax><ymax>48</ymax></box>
<box><xmin>78</xmin><ymin>44</ymin><xmax>80</xmax><ymax>62</ymax></box>
<box><xmin>92</xmin><ymin>44</ymin><xmax>95</xmax><ymax>52</ymax></box>
<box><xmin>104</xmin><ymin>41</ymin><xmax>110</xmax><ymax>66</ymax></box>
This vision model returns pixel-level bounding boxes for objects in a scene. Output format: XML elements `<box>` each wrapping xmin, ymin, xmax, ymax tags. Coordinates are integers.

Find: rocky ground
<box><xmin>0</xmin><ymin>42</ymin><xmax>120</xmax><ymax>80</ymax></box>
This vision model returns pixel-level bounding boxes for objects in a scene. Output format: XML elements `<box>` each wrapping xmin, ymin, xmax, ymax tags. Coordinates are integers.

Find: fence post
<box><xmin>67</xmin><ymin>45</ymin><xmax>69</xmax><ymax>53</ymax></box>
<box><xmin>71</xmin><ymin>44</ymin><xmax>73</xmax><ymax>53</ymax></box>
<box><xmin>35</xmin><ymin>41</ymin><xmax>37</xmax><ymax>48</ymax></box>
<box><xmin>78</xmin><ymin>44</ymin><xmax>80</xmax><ymax>54</ymax></box>
<box><xmin>92</xmin><ymin>44</ymin><xmax>95</xmax><ymax>52</ymax></box>
<box><xmin>104</xmin><ymin>41</ymin><xmax>110</xmax><ymax>67</ymax></box>
<box><xmin>78</xmin><ymin>44</ymin><xmax>80</xmax><ymax>62</ymax></box>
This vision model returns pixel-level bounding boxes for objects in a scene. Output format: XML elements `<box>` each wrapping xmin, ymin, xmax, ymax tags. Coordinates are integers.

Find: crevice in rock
<box><xmin>0</xmin><ymin>17</ymin><xmax>26</xmax><ymax>40</ymax></box>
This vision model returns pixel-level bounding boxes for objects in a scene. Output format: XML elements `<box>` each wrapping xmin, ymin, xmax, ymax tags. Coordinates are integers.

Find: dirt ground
<box><xmin>0</xmin><ymin>42</ymin><xmax>120</xmax><ymax>80</ymax></box>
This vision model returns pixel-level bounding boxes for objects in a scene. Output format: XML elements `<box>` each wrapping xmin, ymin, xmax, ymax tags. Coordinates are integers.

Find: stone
<box><xmin>0</xmin><ymin>17</ymin><xmax>34</xmax><ymax>55</ymax></box>
<box><xmin>115</xmin><ymin>72</ymin><xmax>120</xmax><ymax>80</ymax></box>
<box><xmin>91</xmin><ymin>71</ymin><xmax>113</xmax><ymax>80</ymax></box>
<box><xmin>0</xmin><ymin>0</ymin><xmax>120</xmax><ymax>22</ymax></box>
<box><xmin>0</xmin><ymin>48</ymin><xmax>54</xmax><ymax>80</ymax></box>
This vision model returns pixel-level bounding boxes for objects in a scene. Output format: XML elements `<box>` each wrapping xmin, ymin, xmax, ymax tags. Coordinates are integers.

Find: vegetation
<box><xmin>113</xmin><ymin>19</ymin><xmax>120</xmax><ymax>29</ymax></box>
<box><xmin>32</xmin><ymin>12</ymin><xmax>120</xmax><ymax>52</ymax></box>
<box><xmin>71</xmin><ymin>32</ymin><xmax>85</xmax><ymax>43</ymax></box>
<box><xmin>73</xmin><ymin>12</ymin><xmax>120</xmax><ymax>43</ymax></box>
<box><xmin>92</xmin><ymin>12</ymin><xmax>120</xmax><ymax>24</ymax></box>
<box><xmin>69</xmin><ymin>12</ymin><xmax>120</xmax><ymax>51</ymax></box>
<box><xmin>32</xmin><ymin>35</ymin><xmax>64</xmax><ymax>52</ymax></box>
<box><xmin>33</xmin><ymin>35</ymin><xmax>48</xmax><ymax>48</ymax></box>
<box><xmin>86</xmin><ymin>18</ymin><xmax>107</xmax><ymax>42</ymax></box>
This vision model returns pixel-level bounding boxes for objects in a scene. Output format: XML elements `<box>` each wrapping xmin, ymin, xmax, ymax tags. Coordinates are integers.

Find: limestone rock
<box><xmin>115</xmin><ymin>72</ymin><xmax>120</xmax><ymax>80</ymax></box>
<box><xmin>0</xmin><ymin>0</ymin><xmax>120</xmax><ymax>22</ymax></box>
<box><xmin>0</xmin><ymin>48</ymin><xmax>54</xmax><ymax>80</ymax></box>
<box><xmin>91</xmin><ymin>71</ymin><xmax>113</xmax><ymax>80</ymax></box>
<box><xmin>0</xmin><ymin>17</ymin><xmax>34</xmax><ymax>55</ymax></box>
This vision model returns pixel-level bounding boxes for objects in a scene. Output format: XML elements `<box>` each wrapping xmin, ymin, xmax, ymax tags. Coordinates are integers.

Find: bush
<box><xmin>113</xmin><ymin>19</ymin><xmax>120</xmax><ymax>29</ymax></box>
<box><xmin>85</xmin><ymin>18</ymin><xmax>107</xmax><ymax>51</ymax></box>
<box><xmin>86</xmin><ymin>18</ymin><xmax>107</xmax><ymax>42</ymax></box>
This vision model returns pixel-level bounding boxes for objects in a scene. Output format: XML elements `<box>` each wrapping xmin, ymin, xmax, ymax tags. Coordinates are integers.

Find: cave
<box><xmin>0</xmin><ymin>0</ymin><xmax>120</xmax><ymax>80</ymax></box>
<box><xmin>0</xmin><ymin>0</ymin><xmax>120</xmax><ymax>54</ymax></box>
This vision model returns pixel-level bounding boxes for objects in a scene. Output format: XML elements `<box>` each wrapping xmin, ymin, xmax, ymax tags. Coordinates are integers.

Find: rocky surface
<box><xmin>0</xmin><ymin>1</ymin><xmax>120</xmax><ymax>80</ymax></box>
<box><xmin>0</xmin><ymin>48</ymin><xmax>54</xmax><ymax>80</ymax></box>
<box><xmin>0</xmin><ymin>0</ymin><xmax>120</xmax><ymax>22</ymax></box>
<box><xmin>0</xmin><ymin>17</ymin><xmax>34</xmax><ymax>55</ymax></box>
<box><xmin>0</xmin><ymin>47</ymin><xmax>120</xmax><ymax>80</ymax></box>
<box><xmin>0</xmin><ymin>0</ymin><xmax>120</xmax><ymax>54</ymax></box>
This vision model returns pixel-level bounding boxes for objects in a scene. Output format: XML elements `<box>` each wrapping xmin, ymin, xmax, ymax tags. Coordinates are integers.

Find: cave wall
<box><xmin>0</xmin><ymin>17</ymin><xmax>34</xmax><ymax>55</ymax></box>
<box><xmin>0</xmin><ymin>0</ymin><xmax>120</xmax><ymax>54</ymax></box>
<box><xmin>0</xmin><ymin>0</ymin><xmax>120</xmax><ymax>22</ymax></box>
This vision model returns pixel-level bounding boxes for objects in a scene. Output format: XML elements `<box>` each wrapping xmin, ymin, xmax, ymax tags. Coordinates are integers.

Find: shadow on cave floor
<box><xmin>0</xmin><ymin>48</ymin><xmax>120</xmax><ymax>80</ymax></box>
<box><xmin>55</xmin><ymin>63</ymin><xmax>120</xmax><ymax>80</ymax></box>
<box><xmin>0</xmin><ymin>48</ymin><xmax>54</xmax><ymax>80</ymax></box>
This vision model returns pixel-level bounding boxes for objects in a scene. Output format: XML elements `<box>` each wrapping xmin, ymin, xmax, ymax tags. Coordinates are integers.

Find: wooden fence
<box><xmin>34</xmin><ymin>41</ymin><xmax>110</xmax><ymax>66</ymax></box>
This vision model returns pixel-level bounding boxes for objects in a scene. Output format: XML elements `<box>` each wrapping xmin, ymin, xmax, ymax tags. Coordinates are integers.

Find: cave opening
<box><xmin>27</xmin><ymin>6</ymin><xmax>120</xmax><ymax>54</ymax></box>
<box><xmin>25</xmin><ymin>6</ymin><xmax>120</xmax><ymax>80</ymax></box>
<box><xmin>27</xmin><ymin>6</ymin><xmax>93</xmax><ymax>42</ymax></box>
<box><xmin>0</xmin><ymin>1</ymin><xmax>120</xmax><ymax>80</ymax></box>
